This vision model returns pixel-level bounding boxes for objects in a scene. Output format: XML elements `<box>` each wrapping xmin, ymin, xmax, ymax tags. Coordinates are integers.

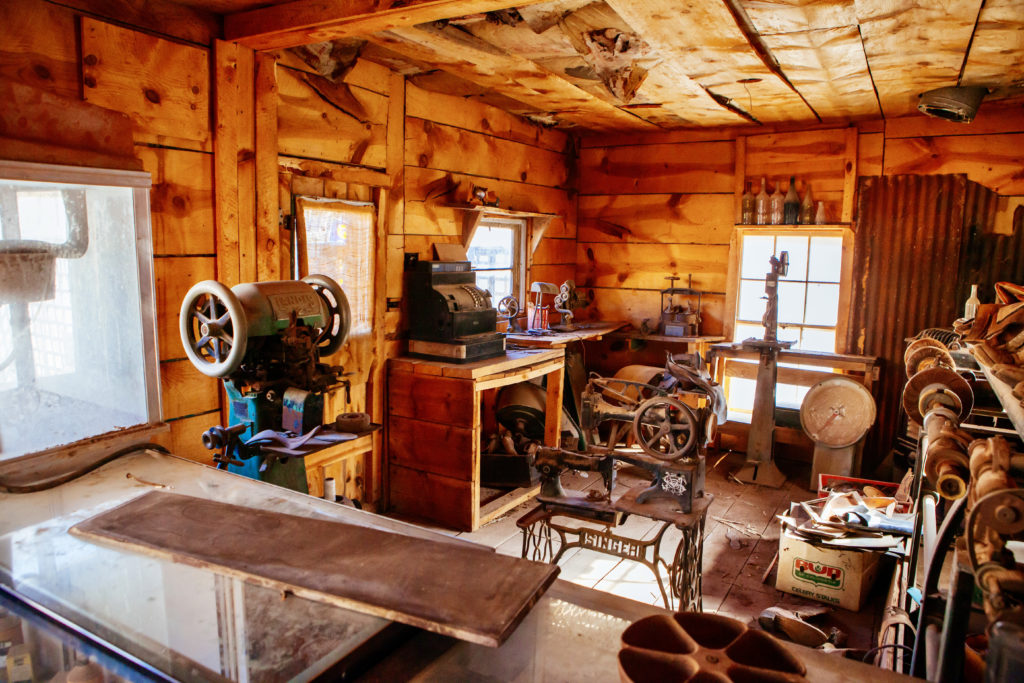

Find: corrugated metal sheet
<box><xmin>958</xmin><ymin>182</ymin><xmax>1024</xmax><ymax>307</ymax></box>
<box><xmin>846</xmin><ymin>175</ymin><xmax>967</xmax><ymax>471</ymax></box>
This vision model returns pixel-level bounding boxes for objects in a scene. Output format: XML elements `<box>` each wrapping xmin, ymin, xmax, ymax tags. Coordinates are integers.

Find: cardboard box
<box><xmin>776</xmin><ymin>529</ymin><xmax>881</xmax><ymax>611</ymax></box>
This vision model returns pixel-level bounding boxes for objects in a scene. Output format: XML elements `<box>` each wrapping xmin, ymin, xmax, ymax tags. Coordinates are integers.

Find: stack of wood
<box><xmin>958</xmin><ymin>282</ymin><xmax>1024</xmax><ymax>405</ymax></box>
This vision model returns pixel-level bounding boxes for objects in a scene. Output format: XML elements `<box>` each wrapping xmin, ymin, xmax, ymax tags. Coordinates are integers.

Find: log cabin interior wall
<box><xmin>1</xmin><ymin>0</ymin><xmax>1022</xmax><ymax>493</ymax></box>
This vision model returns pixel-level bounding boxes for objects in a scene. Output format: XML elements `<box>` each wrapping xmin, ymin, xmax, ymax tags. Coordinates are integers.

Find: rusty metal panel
<box><xmin>957</xmin><ymin>182</ymin><xmax>1024</xmax><ymax>307</ymax></box>
<box><xmin>846</xmin><ymin>174</ymin><xmax>967</xmax><ymax>471</ymax></box>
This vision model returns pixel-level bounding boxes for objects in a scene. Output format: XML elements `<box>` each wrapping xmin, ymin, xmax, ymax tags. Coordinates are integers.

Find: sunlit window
<box><xmin>728</xmin><ymin>230</ymin><xmax>848</xmax><ymax>417</ymax></box>
<box><xmin>466</xmin><ymin>218</ymin><xmax>524</xmax><ymax>303</ymax></box>
<box><xmin>296</xmin><ymin>197</ymin><xmax>375</xmax><ymax>337</ymax></box>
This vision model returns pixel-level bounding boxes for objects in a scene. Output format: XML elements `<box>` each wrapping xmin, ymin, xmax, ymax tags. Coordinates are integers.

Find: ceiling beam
<box><xmin>368</xmin><ymin>24</ymin><xmax>658</xmax><ymax>130</ymax></box>
<box><xmin>225</xmin><ymin>0</ymin><xmax>550</xmax><ymax>51</ymax></box>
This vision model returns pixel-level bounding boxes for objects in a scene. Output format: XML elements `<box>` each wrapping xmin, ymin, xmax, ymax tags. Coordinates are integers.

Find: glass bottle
<box><xmin>814</xmin><ymin>201</ymin><xmax>826</xmax><ymax>225</ymax></box>
<box><xmin>769</xmin><ymin>181</ymin><xmax>784</xmax><ymax>225</ymax></box>
<box><xmin>783</xmin><ymin>176</ymin><xmax>800</xmax><ymax>224</ymax></box>
<box><xmin>755</xmin><ymin>177</ymin><xmax>768</xmax><ymax>225</ymax></box>
<box><xmin>741</xmin><ymin>181</ymin><xmax>755</xmax><ymax>224</ymax></box>
<box><xmin>965</xmin><ymin>284</ymin><xmax>981</xmax><ymax>320</ymax></box>
<box><xmin>800</xmin><ymin>183</ymin><xmax>814</xmax><ymax>225</ymax></box>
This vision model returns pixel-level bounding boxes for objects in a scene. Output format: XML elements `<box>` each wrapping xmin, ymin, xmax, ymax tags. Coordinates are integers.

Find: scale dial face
<box><xmin>800</xmin><ymin>377</ymin><xmax>877</xmax><ymax>448</ymax></box>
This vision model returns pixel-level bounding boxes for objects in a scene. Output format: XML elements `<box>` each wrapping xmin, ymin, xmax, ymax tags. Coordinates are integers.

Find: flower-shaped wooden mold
<box><xmin>619</xmin><ymin>612</ymin><xmax>808</xmax><ymax>682</ymax></box>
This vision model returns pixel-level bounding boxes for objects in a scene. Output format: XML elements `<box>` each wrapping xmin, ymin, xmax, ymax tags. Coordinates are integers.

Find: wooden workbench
<box><xmin>387</xmin><ymin>349</ymin><xmax>565</xmax><ymax>531</ymax></box>
<box><xmin>505</xmin><ymin>321</ymin><xmax>627</xmax><ymax>348</ymax></box>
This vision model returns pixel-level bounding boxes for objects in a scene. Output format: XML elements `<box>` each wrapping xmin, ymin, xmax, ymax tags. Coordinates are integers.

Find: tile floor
<box><xmin>422</xmin><ymin>452</ymin><xmax>884</xmax><ymax>650</ymax></box>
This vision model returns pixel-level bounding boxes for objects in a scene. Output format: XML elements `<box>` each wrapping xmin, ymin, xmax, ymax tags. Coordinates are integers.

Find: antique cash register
<box><xmin>407</xmin><ymin>259</ymin><xmax>506</xmax><ymax>362</ymax></box>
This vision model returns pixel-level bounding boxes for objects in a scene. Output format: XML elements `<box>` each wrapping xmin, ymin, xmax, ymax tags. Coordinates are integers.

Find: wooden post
<box><xmin>213</xmin><ymin>40</ymin><xmax>240</xmax><ymax>287</ymax></box>
<box><xmin>733</xmin><ymin>137</ymin><xmax>747</xmax><ymax>224</ymax></box>
<box><xmin>841</xmin><ymin>127</ymin><xmax>858</xmax><ymax>224</ymax></box>
<box><xmin>255</xmin><ymin>53</ymin><xmax>280</xmax><ymax>281</ymax></box>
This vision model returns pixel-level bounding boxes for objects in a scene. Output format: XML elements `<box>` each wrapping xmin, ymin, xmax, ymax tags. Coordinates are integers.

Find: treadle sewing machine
<box><xmin>178</xmin><ymin>275</ymin><xmax>354</xmax><ymax>492</ymax></box>
<box><xmin>531</xmin><ymin>352</ymin><xmax>723</xmax><ymax>518</ymax></box>
<box><xmin>518</xmin><ymin>353</ymin><xmax>722</xmax><ymax>610</ymax></box>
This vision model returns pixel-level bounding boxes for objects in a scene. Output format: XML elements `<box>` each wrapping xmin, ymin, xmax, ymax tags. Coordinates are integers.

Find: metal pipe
<box><xmin>922</xmin><ymin>493</ymin><xmax>938</xmax><ymax>569</ymax></box>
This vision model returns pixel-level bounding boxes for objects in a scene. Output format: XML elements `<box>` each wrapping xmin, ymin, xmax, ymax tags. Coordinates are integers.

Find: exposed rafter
<box><xmin>225</xmin><ymin>0</ymin><xmax>550</xmax><ymax>51</ymax></box>
<box><xmin>368</xmin><ymin>23</ymin><xmax>658</xmax><ymax>130</ymax></box>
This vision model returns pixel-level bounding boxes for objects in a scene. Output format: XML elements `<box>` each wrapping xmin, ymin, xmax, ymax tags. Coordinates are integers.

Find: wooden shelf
<box><xmin>731</xmin><ymin>223</ymin><xmax>851</xmax><ymax>229</ymax></box>
<box><xmin>611</xmin><ymin>332</ymin><xmax>726</xmax><ymax>344</ymax></box>
<box><xmin>444</xmin><ymin>204</ymin><xmax>557</xmax><ymax>220</ymax></box>
<box><xmin>446</xmin><ymin>204</ymin><xmax>559</xmax><ymax>252</ymax></box>
<box><xmin>978</xmin><ymin>363</ymin><xmax>1024</xmax><ymax>440</ymax></box>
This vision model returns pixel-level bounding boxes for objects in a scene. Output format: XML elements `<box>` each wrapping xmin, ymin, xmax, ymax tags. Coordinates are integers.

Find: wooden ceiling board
<box><xmin>517</xmin><ymin>0</ymin><xmax>595</xmax><ymax>33</ymax></box>
<box><xmin>368</xmin><ymin>24</ymin><xmax>657</xmax><ymax>129</ymax></box>
<box><xmin>854</xmin><ymin>0</ymin><xmax>985</xmax><ymax>118</ymax></box>
<box><xmin>225</xmin><ymin>0</ymin><xmax>552</xmax><ymax>50</ymax></box>
<box><xmin>557</xmin><ymin>2</ymin><xmax>749</xmax><ymax>126</ymax></box>
<box><xmin>458</xmin><ymin>14</ymin><xmax>711</xmax><ymax>127</ymax></box>
<box><xmin>604</xmin><ymin>0</ymin><xmax>817</xmax><ymax>123</ymax></box>
<box><xmin>960</xmin><ymin>0</ymin><xmax>1024</xmax><ymax>91</ymax></box>
<box><xmin>762</xmin><ymin>26</ymin><xmax>881</xmax><ymax>120</ymax></box>
<box><xmin>739</xmin><ymin>0</ymin><xmax>858</xmax><ymax>34</ymax></box>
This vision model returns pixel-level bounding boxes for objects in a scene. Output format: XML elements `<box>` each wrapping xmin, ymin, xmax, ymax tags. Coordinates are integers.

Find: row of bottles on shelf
<box><xmin>740</xmin><ymin>177</ymin><xmax>827</xmax><ymax>225</ymax></box>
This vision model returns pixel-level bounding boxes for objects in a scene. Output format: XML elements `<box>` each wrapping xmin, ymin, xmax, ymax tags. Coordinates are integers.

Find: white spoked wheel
<box><xmin>179</xmin><ymin>280</ymin><xmax>248</xmax><ymax>378</ymax></box>
<box><xmin>302</xmin><ymin>274</ymin><xmax>351</xmax><ymax>356</ymax></box>
<box><xmin>497</xmin><ymin>295</ymin><xmax>520</xmax><ymax>319</ymax></box>
<box><xmin>632</xmin><ymin>396</ymin><xmax>698</xmax><ymax>461</ymax></box>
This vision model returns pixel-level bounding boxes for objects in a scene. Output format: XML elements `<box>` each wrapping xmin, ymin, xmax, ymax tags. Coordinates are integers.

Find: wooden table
<box><xmin>387</xmin><ymin>349</ymin><xmax>565</xmax><ymax>531</ymax></box>
<box><xmin>303</xmin><ymin>428</ymin><xmax>379</xmax><ymax>506</ymax></box>
<box><xmin>506</xmin><ymin>321</ymin><xmax>627</xmax><ymax>348</ymax></box>
<box><xmin>607</xmin><ymin>331</ymin><xmax>726</xmax><ymax>357</ymax></box>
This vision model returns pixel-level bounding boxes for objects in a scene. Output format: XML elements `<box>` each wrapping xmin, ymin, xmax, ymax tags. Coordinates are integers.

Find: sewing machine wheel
<box><xmin>633</xmin><ymin>396</ymin><xmax>697</xmax><ymax>461</ymax></box>
<box><xmin>497</xmin><ymin>295</ymin><xmax>520</xmax><ymax>319</ymax></box>
<box><xmin>302</xmin><ymin>274</ymin><xmax>351</xmax><ymax>356</ymax></box>
<box><xmin>180</xmin><ymin>280</ymin><xmax>249</xmax><ymax>377</ymax></box>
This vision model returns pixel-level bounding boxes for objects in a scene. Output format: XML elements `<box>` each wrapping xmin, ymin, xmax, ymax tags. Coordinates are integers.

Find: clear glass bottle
<box><xmin>965</xmin><ymin>284</ymin><xmax>981</xmax><ymax>319</ymax></box>
<box><xmin>800</xmin><ymin>183</ymin><xmax>814</xmax><ymax>225</ymax></box>
<box><xmin>783</xmin><ymin>176</ymin><xmax>800</xmax><ymax>224</ymax></box>
<box><xmin>755</xmin><ymin>177</ymin><xmax>768</xmax><ymax>225</ymax></box>
<box><xmin>769</xmin><ymin>181</ymin><xmax>784</xmax><ymax>225</ymax></box>
<box><xmin>814</xmin><ymin>201</ymin><xmax>826</xmax><ymax>225</ymax></box>
<box><xmin>741</xmin><ymin>181</ymin><xmax>755</xmax><ymax>224</ymax></box>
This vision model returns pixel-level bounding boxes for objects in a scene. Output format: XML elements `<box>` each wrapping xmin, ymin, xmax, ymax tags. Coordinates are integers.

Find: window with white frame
<box><xmin>466</xmin><ymin>217</ymin><xmax>526</xmax><ymax>304</ymax></box>
<box><xmin>727</xmin><ymin>228</ymin><xmax>850</xmax><ymax>418</ymax></box>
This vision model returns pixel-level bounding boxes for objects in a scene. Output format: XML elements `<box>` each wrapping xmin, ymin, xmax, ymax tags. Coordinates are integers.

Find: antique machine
<box><xmin>533</xmin><ymin>353</ymin><xmax>725</xmax><ymax>518</ymax></box>
<box><xmin>179</xmin><ymin>275</ymin><xmax>353</xmax><ymax>491</ymax></box>
<box><xmin>735</xmin><ymin>252</ymin><xmax>794</xmax><ymax>487</ymax></box>
<box><xmin>551</xmin><ymin>280</ymin><xmax>589</xmax><ymax>331</ymax></box>
<box><xmin>661</xmin><ymin>274</ymin><xmax>704</xmax><ymax>337</ymax></box>
<box><xmin>407</xmin><ymin>259</ymin><xmax>505</xmax><ymax>362</ymax></box>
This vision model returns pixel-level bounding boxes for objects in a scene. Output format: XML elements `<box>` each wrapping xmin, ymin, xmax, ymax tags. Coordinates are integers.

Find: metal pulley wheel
<box><xmin>302</xmin><ymin>274</ymin><xmax>351</xmax><ymax>356</ymax></box>
<box><xmin>800</xmin><ymin>377</ymin><xmax>876</xmax><ymax>448</ymax></box>
<box><xmin>905</xmin><ymin>344</ymin><xmax>955</xmax><ymax>378</ymax></box>
<box><xmin>904</xmin><ymin>337</ymin><xmax>949</xmax><ymax>363</ymax></box>
<box><xmin>901</xmin><ymin>366</ymin><xmax>974</xmax><ymax>425</ymax></box>
<box><xmin>179</xmin><ymin>280</ymin><xmax>249</xmax><ymax>377</ymax></box>
<box><xmin>497</xmin><ymin>295</ymin><xmax>520</xmax><ymax>319</ymax></box>
<box><xmin>632</xmin><ymin>396</ymin><xmax>698</xmax><ymax>461</ymax></box>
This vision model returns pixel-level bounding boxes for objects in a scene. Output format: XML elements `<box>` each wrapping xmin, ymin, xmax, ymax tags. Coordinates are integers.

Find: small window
<box><xmin>296</xmin><ymin>197</ymin><xmax>375</xmax><ymax>337</ymax></box>
<box><xmin>0</xmin><ymin>161</ymin><xmax>159</xmax><ymax>464</ymax></box>
<box><xmin>466</xmin><ymin>218</ymin><xmax>525</xmax><ymax>303</ymax></box>
<box><xmin>727</xmin><ymin>228</ymin><xmax>851</xmax><ymax>417</ymax></box>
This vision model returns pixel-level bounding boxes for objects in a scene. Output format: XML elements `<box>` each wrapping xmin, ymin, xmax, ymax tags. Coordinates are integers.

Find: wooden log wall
<box><xmin>0</xmin><ymin>0</ymin><xmax>222</xmax><ymax>465</ymax></box>
<box><xmin>0</xmin><ymin>0</ymin><xmax>575</xmax><ymax>507</ymax></box>
<box><xmin>576</xmin><ymin>103</ymin><xmax>1024</xmax><ymax>348</ymax></box>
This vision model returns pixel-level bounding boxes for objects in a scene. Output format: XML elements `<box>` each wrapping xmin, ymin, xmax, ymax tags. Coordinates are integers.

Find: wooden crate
<box><xmin>387</xmin><ymin>349</ymin><xmax>564</xmax><ymax>531</ymax></box>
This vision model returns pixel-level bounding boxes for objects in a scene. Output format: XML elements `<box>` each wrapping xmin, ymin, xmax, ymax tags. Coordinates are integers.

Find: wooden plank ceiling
<box><xmin>217</xmin><ymin>0</ymin><xmax>1024</xmax><ymax>132</ymax></box>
